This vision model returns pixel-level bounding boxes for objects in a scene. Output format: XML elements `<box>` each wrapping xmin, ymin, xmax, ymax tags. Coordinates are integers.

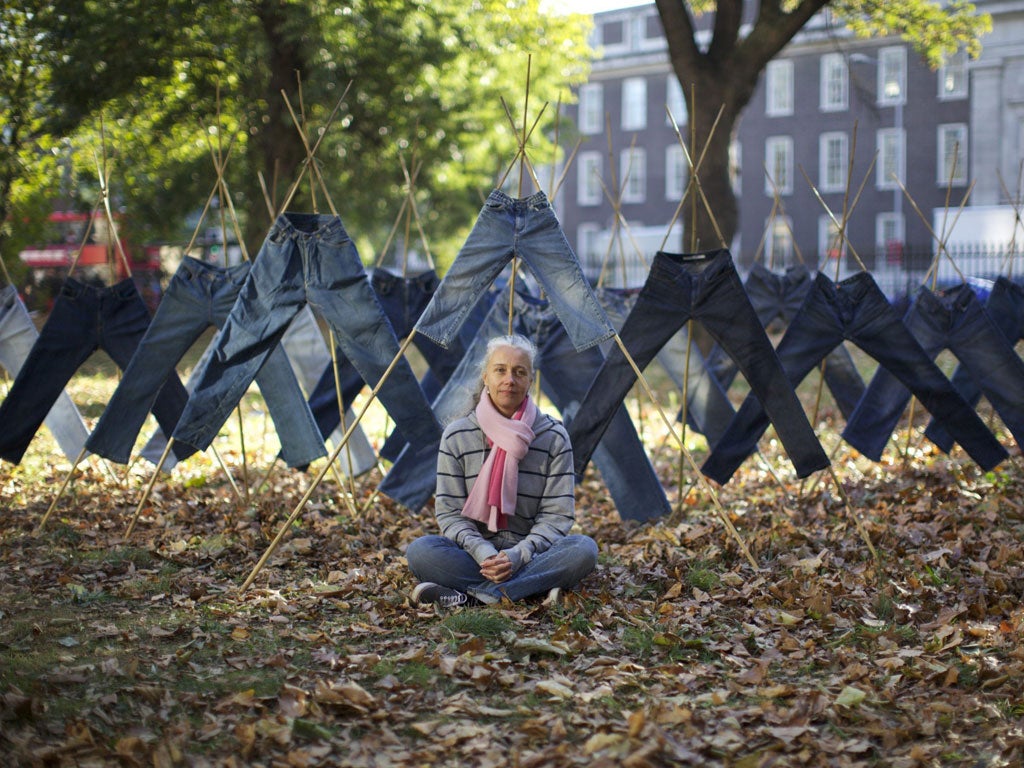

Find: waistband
<box><xmin>60</xmin><ymin>276</ymin><xmax>138</xmax><ymax>301</ymax></box>
<box><xmin>270</xmin><ymin>211</ymin><xmax>349</xmax><ymax>241</ymax></box>
<box><xmin>371</xmin><ymin>267</ymin><xmax>439</xmax><ymax>294</ymax></box>
<box><xmin>651</xmin><ymin>248</ymin><xmax>734</xmax><ymax>280</ymax></box>
<box><xmin>485</xmin><ymin>189</ymin><xmax>551</xmax><ymax>212</ymax></box>
<box><xmin>920</xmin><ymin>282</ymin><xmax>977</xmax><ymax>312</ymax></box>
<box><xmin>178</xmin><ymin>255</ymin><xmax>252</xmax><ymax>282</ymax></box>
<box><xmin>815</xmin><ymin>270</ymin><xmax>881</xmax><ymax>303</ymax></box>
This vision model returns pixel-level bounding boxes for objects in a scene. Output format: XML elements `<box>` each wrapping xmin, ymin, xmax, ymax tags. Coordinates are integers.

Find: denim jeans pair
<box><xmin>379</xmin><ymin>282</ymin><xmax>673</xmax><ymax>522</ymax></box>
<box><xmin>0</xmin><ymin>277</ymin><xmax>189</xmax><ymax>465</ymax></box>
<box><xmin>925</xmin><ymin>276</ymin><xmax>1024</xmax><ymax>452</ymax></box>
<box><xmin>704</xmin><ymin>263</ymin><xmax>865</xmax><ymax>419</ymax></box>
<box><xmin>844</xmin><ymin>282</ymin><xmax>1024</xmax><ymax>458</ymax></box>
<box><xmin>569</xmin><ymin>249</ymin><xmax>828</xmax><ymax>481</ymax></box>
<box><xmin>171</xmin><ymin>212</ymin><xmax>441</xmax><ymax>454</ymax></box>
<box><xmin>0</xmin><ymin>285</ymin><xmax>89</xmax><ymax>462</ymax></box>
<box><xmin>703</xmin><ymin>272</ymin><xmax>1007</xmax><ymax>483</ymax></box>
<box><xmin>596</xmin><ymin>286</ymin><xmax>735</xmax><ymax>446</ymax></box>
<box><xmin>85</xmin><ymin>257</ymin><xmax>326</xmax><ymax>467</ymax></box>
<box><xmin>406</xmin><ymin>533</ymin><xmax>598</xmax><ymax>603</ymax></box>
<box><xmin>414</xmin><ymin>189</ymin><xmax>615</xmax><ymax>354</ymax></box>
<box><xmin>305</xmin><ymin>267</ymin><xmax>466</xmax><ymax>462</ymax></box>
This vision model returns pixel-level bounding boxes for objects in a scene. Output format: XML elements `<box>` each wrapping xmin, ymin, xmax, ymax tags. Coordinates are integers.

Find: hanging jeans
<box><xmin>703</xmin><ymin>272</ymin><xmax>1007</xmax><ymax>484</ymax></box>
<box><xmin>85</xmin><ymin>256</ymin><xmax>325</xmax><ymax>467</ymax></box>
<box><xmin>171</xmin><ymin>212</ymin><xmax>441</xmax><ymax>454</ymax></box>
<box><xmin>305</xmin><ymin>267</ymin><xmax>466</xmax><ymax>460</ymax></box>
<box><xmin>569</xmin><ymin>249</ymin><xmax>828</xmax><ymax>480</ymax></box>
<box><xmin>596</xmin><ymin>286</ymin><xmax>735</xmax><ymax>446</ymax></box>
<box><xmin>0</xmin><ymin>285</ymin><xmax>90</xmax><ymax>462</ymax></box>
<box><xmin>379</xmin><ymin>283</ymin><xmax>673</xmax><ymax>522</ymax></box>
<box><xmin>413</xmin><ymin>189</ymin><xmax>615</xmax><ymax>353</ymax></box>
<box><xmin>0</xmin><ymin>278</ymin><xmax>188</xmax><ymax>465</ymax></box>
<box><xmin>925</xmin><ymin>276</ymin><xmax>1024</xmax><ymax>452</ymax></box>
<box><xmin>843</xmin><ymin>283</ymin><xmax>1024</xmax><ymax>458</ymax></box>
<box><xmin>704</xmin><ymin>263</ymin><xmax>865</xmax><ymax>419</ymax></box>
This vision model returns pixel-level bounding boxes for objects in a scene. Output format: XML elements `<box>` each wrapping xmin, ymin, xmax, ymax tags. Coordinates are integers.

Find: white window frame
<box><xmin>577</xmin><ymin>151</ymin><xmax>603</xmax><ymax>206</ymax></box>
<box><xmin>665</xmin><ymin>75</ymin><xmax>687</xmax><ymax>126</ymax></box>
<box><xmin>819</xmin><ymin>131</ymin><xmax>848</xmax><ymax>193</ymax></box>
<box><xmin>876</xmin><ymin>213</ymin><xmax>906</xmax><ymax>261</ymax></box>
<box><xmin>621</xmin><ymin>77</ymin><xmax>648</xmax><ymax>131</ymax></box>
<box><xmin>764</xmin><ymin>136</ymin><xmax>794</xmax><ymax>196</ymax></box>
<box><xmin>730</xmin><ymin>139</ymin><xmax>742</xmax><ymax>195</ymax></box>
<box><xmin>578</xmin><ymin>83</ymin><xmax>603</xmax><ymax>136</ymax></box>
<box><xmin>820</xmin><ymin>53</ymin><xmax>849</xmax><ymax>112</ymax></box>
<box><xmin>620</xmin><ymin>146</ymin><xmax>647</xmax><ymax>203</ymax></box>
<box><xmin>876</xmin><ymin>128</ymin><xmax>905</xmax><ymax>190</ymax></box>
<box><xmin>878</xmin><ymin>46</ymin><xmax>906</xmax><ymax>106</ymax></box>
<box><xmin>576</xmin><ymin>222</ymin><xmax>603</xmax><ymax>279</ymax></box>
<box><xmin>766</xmin><ymin>59</ymin><xmax>794</xmax><ymax>116</ymax></box>
<box><xmin>767</xmin><ymin>215</ymin><xmax>794</xmax><ymax>265</ymax></box>
<box><xmin>665</xmin><ymin>143</ymin><xmax>687</xmax><ymax>200</ymax></box>
<box><xmin>819</xmin><ymin>215</ymin><xmax>846</xmax><ymax>262</ymax></box>
<box><xmin>937</xmin><ymin>124</ymin><xmax>968</xmax><ymax>185</ymax></box>
<box><xmin>939</xmin><ymin>49</ymin><xmax>968</xmax><ymax>100</ymax></box>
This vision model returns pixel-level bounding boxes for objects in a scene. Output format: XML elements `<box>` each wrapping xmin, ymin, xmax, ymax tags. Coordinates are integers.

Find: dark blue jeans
<box><xmin>172</xmin><ymin>212</ymin><xmax>442</xmax><ymax>454</ymax></box>
<box><xmin>414</xmin><ymin>189</ymin><xmax>615</xmax><ymax>353</ymax></box>
<box><xmin>0</xmin><ymin>278</ymin><xmax>189</xmax><ymax>465</ymax></box>
<box><xmin>703</xmin><ymin>272</ymin><xmax>1007</xmax><ymax>483</ymax></box>
<box><xmin>379</xmin><ymin>283</ymin><xmax>673</xmax><ymax>522</ymax></box>
<box><xmin>925</xmin><ymin>276</ymin><xmax>1024</xmax><ymax>451</ymax></box>
<box><xmin>304</xmin><ymin>267</ymin><xmax>466</xmax><ymax>461</ymax></box>
<box><xmin>705</xmin><ymin>263</ymin><xmax>865</xmax><ymax>419</ymax></box>
<box><xmin>569</xmin><ymin>249</ymin><xmax>828</xmax><ymax>480</ymax></box>
<box><xmin>86</xmin><ymin>257</ymin><xmax>326</xmax><ymax>467</ymax></box>
<box><xmin>844</xmin><ymin>283</ymin><xmax>1024</xmax><ymax>458</ymax></box>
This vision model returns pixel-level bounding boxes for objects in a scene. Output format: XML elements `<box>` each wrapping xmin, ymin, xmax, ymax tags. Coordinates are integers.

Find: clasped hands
<box><xmin>480</xmin><ymin>552</ymin><xmax>513</xmax><ymax>583</ymax></box>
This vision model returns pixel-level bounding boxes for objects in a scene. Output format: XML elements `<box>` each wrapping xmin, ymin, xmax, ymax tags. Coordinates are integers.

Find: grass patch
<box><xmin>440</xmin><ymin>609</ymin><xmax>515</xmax><ymax>640</ymax></box>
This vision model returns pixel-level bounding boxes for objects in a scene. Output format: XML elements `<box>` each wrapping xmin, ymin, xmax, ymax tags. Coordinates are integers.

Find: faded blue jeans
<box><xmin>926</xmin><ymin>276</ymin><xmax>1024</xmax><ymax>452</ymax></box>
<box><xmin>705</xmin><ymin>263</ymin><xmax>865</xmax><ymax>419</ymax></box>
<box><xmin>86</xmin><ymin>257</ymin><xmax>326</xmax><ymax>467</ymax></box>
<box><xmin>843</xmin><ymin>283</ymin><xmax>1024</xmax><ymax>458</ymax></box>
<box><xmin>703</xmin><ymin>272</ymin><xmax>1007</xmax><ymax>483</ymax></box>
<box><xmin>0</xmin><ymin>278</ymin><xmax>189</xmax><ymax>465</ymax></box>
<box><xmin>172</xmin><ymin>212</ymin><xmax>441</xmax><ymax>454</ymax></box>
<box><xmin>380</xmin><ymin>282</ymin><xmax>673</xmax><ymax>522</ymax></box>
<box><xmin>414</xmin><ymin>189</ymin><xmax>615</xmax><ymax>353</ymax></box>
<box><xmin>406</xmin><ymin>533</ymin><xmax>598</xmax><ymax>604</ymax></box>
<box><xmin>0</xmin><ymin>285</ymin><xmax>89</xmax><ymax>462</ymax></box>
<box><xmin>570</xmin><ymin>249</ymin><xmax>828</xmax><ymax>480</ymax></box>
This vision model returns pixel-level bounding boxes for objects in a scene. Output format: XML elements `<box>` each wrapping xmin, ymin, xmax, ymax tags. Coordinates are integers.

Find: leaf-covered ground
<box><xmin>2</xmin><ymin>366</ymin><xmax>1023</xmax><ymax>767</ymax></box>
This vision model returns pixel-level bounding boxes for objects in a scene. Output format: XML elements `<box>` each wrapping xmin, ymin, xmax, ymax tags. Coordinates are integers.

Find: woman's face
<box><xmin>482</xmin><ymin>345</ymin><xmax>533</xmax><ymax>417</ymax></box>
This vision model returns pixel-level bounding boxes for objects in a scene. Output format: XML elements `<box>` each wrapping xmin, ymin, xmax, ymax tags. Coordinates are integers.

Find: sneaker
<box><xmin>411</xmin><ymin>582</ymin><xmax>469</xmax><ymax>608</ymax></box>
<box><xmin>542</xmin><ymin>587</ymin><xmax>562</xmax><ymax>606</ymax></box>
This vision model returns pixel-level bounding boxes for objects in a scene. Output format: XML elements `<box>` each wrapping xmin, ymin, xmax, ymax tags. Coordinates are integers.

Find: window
<box><xmin>819</xmin><ymin>132</ymin><xmax>848</xmax><ymax>192</ymax></box>
<box><xmin>621</xmin><ymin>78</ymin><xmax>648</xmax><ymax>131</ymax></box>
<box><xmin>878</xmin><ymin>47</ymin><xmax>906</xmax><ymax>105</ymax></box>
<box><xmin>938</xmin><ymin>124</ymin><xmax>968</xmax><ymax>185</ymax></box>
<box><xmin>665</xmin><ymin>144</ymin><xmax>687</xmax><ymax>200</ymax></box>
<box><xmin>877</xmin><ymin>213</ymin><xmax>906</xmax><ymax>263</ymax></box>
<box><xmin>877</xmin><ymin>128</ymin><xmax>905</xmax><ymax>190</ymax></box>
<box><xmin>620</xmin><ymin>146</ymin><xmax>646</xmax><ymax>203</ymax></box>
<box><xmin>767</xmin><ymin>216</ymin><xmax>794</xmax><ymax>265</ymax></box>
<box><xmin>766</xmin><ymin>60</ymin><xmax>794</xmax><ymax>116</ymax></box>
<box><xmin>577</xmin><ymin>151</ymin><xmax>603</xmax><ymax>206</ymax></box>
<box><xmin>576</xmin><ymin>223</ymin><xmax>603</xmax><ymax>278</ymax></box>
<box><xmin>939</xmin><ymin>49</ymin><xmax>968</xmax><ymax>100</ymax></box>
<box><xmin>819</xmin><ymin>215</ymin><xmax>846</xmax><ymax>262</ymax></box>
<box><xmin>730</xmin><ymin>140</ymin><xmax>742</xmax><ymax>195</ymax></box>
<box><xmin>820</xmin><ymin>54</ymin><xmax>848</xmax><ymax>112</ymax></box>
<box><xmin>601</xmin><ymin>20</ymin><xmax>624</xmax><ymax>46</ymax></box>
<box><xmin>578</xmin><ymin>83</ymin><xmax>603</xmax><ymax>136</ymax></box>
<box><xmin>764</xmin><ymin>136</ymin><xmax>793</xmax><ymax>195</ymax></box>
<box><xmin>665</xmin><ymin>75</ymin><xmax>687</xmax><ymax>127</ymax></box>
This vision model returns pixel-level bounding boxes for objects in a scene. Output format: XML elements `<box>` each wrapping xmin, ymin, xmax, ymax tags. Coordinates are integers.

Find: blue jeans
<box><xmin>844</xmin><ymin>283</ymin><xmax>1024</xmax><ymax>458</ymax></box>
<box><xmin>406</xmin><ymin>533</ymin><xmax>598</xmax><ymax>603</ymax></box>
<box><xmin>0</xmin><ymin>285</ymin><xmax>89</xmax><ymax>462</ymax></box>
<box><xmin>570</xmin><ymin>249</ymin><xmax>828</xmax><ymax>480</ymax></box>
<box><xmin>171</xmin><ymin>213</ymin><xmax>441</xmax><ymax>453</ymax></box>
<box><xmin>380</xmin><ymin>282</ymin><xmax>673</xmax><ymax>521</ymax></box>
<box><xmin>0</xmin><ymin>278</ymin><xmax>189</xmax><ymax>465</ymax></box>
<box><xmin>414</xmin><ymin>189</ymin><xmax>615</xmax><ymax>353</ymax></box>
<box><xmin>305</xmin><ymin>267</ymin><xmax>466</xmax><ymax>460</ymax></box>
<box><xmin>703</xmin><ymin>272</ymin><xmax>1007</xmax><ymax>483</ymax></box>
<box><xmin>597</xmin><ymin>286</ymin><xmax>735</xmax><ymax>446</ymax></box>
<box><xmin>86</xmin><ymin>257</ymin><xmax>325</xmax><ymax>467</ymax></box>
<box><xmin>704</xmin><ymin>263</ymin><xmax>865</xmax><ymax>419</ymax></box>
<box><xmin>926</xmin><ymin>276</ymin><xmax>1024</xmax><ymax>452</ymax></box>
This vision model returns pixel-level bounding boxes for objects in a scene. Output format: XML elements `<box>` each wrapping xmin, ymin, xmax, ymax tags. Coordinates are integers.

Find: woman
<box><xmin>406</xmin><ymin>334</ymin><xmax>598</xmax><ymax>607</ymax></box>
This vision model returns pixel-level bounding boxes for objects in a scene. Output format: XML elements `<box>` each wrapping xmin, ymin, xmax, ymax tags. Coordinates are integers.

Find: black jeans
<box><xmin>0</xmin><ymin>278</ymin><xmax>189</xmax><ymax>464</ymax></box>
<box><xmin>703</xmin><ymin>272</ymin><xmax>1007</xmax><ymax>484</ymax></box>
<box><xmin>568</xmin><ymin>249</ymin><xmax>828</xmax><ymax>480</ymax></box>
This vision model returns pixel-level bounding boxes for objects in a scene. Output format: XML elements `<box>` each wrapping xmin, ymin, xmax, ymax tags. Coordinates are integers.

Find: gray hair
<box><xmin>465</xmin><ymin>334</ymin><xmax>537</xmax><ymax>410</ymax></box>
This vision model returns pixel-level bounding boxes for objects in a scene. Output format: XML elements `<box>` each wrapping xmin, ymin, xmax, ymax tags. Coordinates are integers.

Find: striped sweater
<box><xmin>433</xmin><ymin>410</ymin><xmax>576</xmax><ymax>573</ymax></box>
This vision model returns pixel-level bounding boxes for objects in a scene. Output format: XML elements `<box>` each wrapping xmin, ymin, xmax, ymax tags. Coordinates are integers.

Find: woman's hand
<box><xmin>480</xmin><ymin>552</ymin><xmax>513</xmax><ymax>583</ymax></box>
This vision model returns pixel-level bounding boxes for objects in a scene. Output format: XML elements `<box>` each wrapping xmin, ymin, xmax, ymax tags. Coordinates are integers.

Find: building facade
<box><xmin>558</xmin><ymin>1</ymin><xmax>1024</xmax><ymax>297</ymax></box>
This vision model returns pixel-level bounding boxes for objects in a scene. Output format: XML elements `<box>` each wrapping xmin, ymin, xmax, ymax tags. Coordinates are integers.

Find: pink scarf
<box><xmin>461</xmin><ymin>391</ymin><xmax>538</xmax><ymax>532</ymax></box>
